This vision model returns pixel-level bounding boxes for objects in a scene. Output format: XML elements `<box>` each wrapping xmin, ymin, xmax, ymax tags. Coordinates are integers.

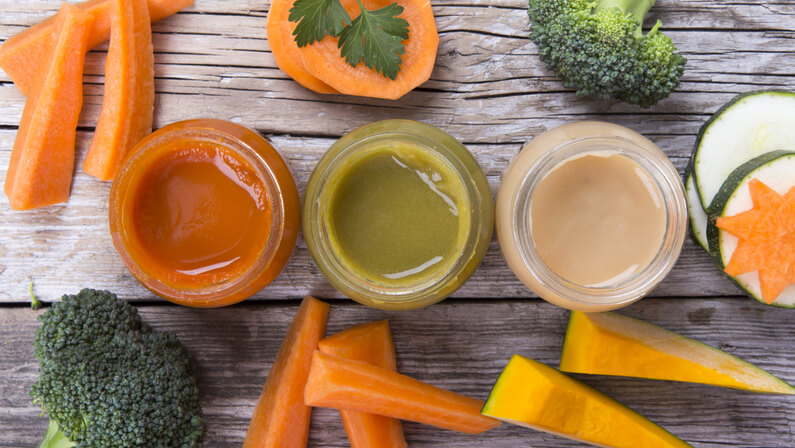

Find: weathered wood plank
<box><xmin>0</xmin><ymin>0</ymin><xmax>792</xmax><ymax>301</ymax></box>
<box><xmin>1</xmin><ymin>298</ymin><xmax>793</xmax><ymax>447</ymax></box>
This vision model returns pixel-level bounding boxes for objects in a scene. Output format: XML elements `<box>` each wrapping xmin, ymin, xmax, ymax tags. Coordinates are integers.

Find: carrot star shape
<box><xmin>716</xmin><ymin>179</ymin><xmax>795</xmax><ymax>304</ymax></box>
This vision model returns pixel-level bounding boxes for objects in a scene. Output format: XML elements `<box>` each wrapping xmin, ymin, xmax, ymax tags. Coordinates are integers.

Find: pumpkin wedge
<box><xmin>482</xmin><ymin>354</ymin><xmax>692</xmax><ymax>448</ymax></box>
<box><xmin>560</xmin><ymin>311</ymin><xmax>795</xmax><ymax>394</ymax></box>
<box><xmin>318</xmin><ymin>321</ymin><xmax>407</xmax><ymax>448</ymax></box>
<box><xmin>305</xmin><ymin>350</ymin><xmax>500</xmax><ymax>434</ymax></box>
<box><xmin>4</xmin><ymin>5</ymin><xmax>94</xmax><ymax>210</ymax></box>
<box><xmin>83</xmin><ymin>0</ymin><xmax>155</xmax><ymax>181</ymax></box>
<box><xmin>0</xmin><ymin>0</ymin><xmax>192</xmax><ymax>96</ymax></box>
<box><xmin>243</xmin><ymin>296</ymin><xmax>330</xmax><ymax>448</ymax></box>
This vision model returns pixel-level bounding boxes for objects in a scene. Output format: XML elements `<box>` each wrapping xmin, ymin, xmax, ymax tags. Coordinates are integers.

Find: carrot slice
<box><xmin>304</xmin><ymin>350</ymin><xmax>501</xmax><ymax>434</ymax></box>
<box><xmin>266</xmin><ymin>0</ymin><xmax>337</xmax><ymax>94</ymax></box>
<box><xmin>83</xmin><ymin>0</ymin><xmax>155</xmax><ymax>181</ymax></box>
<box><xmin>319</xmin><ymin>321</ymin><xmax>407</xmax><ymax>448</ymax></box>
<box><xmin>3</xmin><ymin>5</ymin><xmax>94</xmax><ymax>211</ymax></box>
<box><xmin>298</xmin><ymin>0</ymin><xmax>438</xmax><ymax>99</ymax></box>
<box><xmin>717</xmin><ymin>178</ymin><xmax>795</xmax><ymax>303</ymax></box>
<box><xmin>243</xmin><ymin>296</ymin><xmax>330</xmax><ymax>448</ymax></box>
<box><xmin>0</xmin><ymin>0</ymin><xmax>192</xmax><ymax>96</ymax></box>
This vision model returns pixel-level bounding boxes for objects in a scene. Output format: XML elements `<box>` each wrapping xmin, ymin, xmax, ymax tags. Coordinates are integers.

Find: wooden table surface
<box><xmin>1</xmin><ymin>0</ymin><xmax>794</xmax><ymax>447</ymax></box>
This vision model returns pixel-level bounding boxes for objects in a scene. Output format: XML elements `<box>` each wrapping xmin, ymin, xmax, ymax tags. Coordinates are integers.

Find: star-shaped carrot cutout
<box><xmin>716</xmin><ymin>178</ymin><xmax>795</xmax><ymax>304</ymax></box>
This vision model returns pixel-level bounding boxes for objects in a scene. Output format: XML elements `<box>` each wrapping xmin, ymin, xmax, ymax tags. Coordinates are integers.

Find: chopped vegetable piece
<box><xmin>83</xmin><ymin>0</ymin><xmax>155</xmax><ymax>181</ymax></box>
<box><xmin>243</xmin><ymin>296</ymin><xmax>330</xmax><ymax>448</ymax></box>
<box><xmin>267</xmin><ymin>0</ymin><xmax>338</xmax><ymax>93</ymax></box>
<box><xmin>305</xmin><ymin>350</ymin><xmax>501</xmax><ymax>434</ymax></box>
<box><xmin>0</xmin><ymin>0</ymin><xmax>193</xmax><ymax>96</ymax></box>
<box><xmin>31</xmin><ymin>289</ymin><xmax>205</xmax><ymax>447</ymax></box>
<box><xmin>298</xmin><ymin>0</ymin><xmax>437</xmax><ymax>99</ymax></box>
<box><xmin>560</xmin><ymin>311</ymin><xmax>795</xmax><ymax>394</ymax></box>
<box><xmin>336</xmin><ymin>0</ymin><xmax>409</xmax><ymax>79</ymax></box>
<box><xmin>482</xmin><ymin>354</ymin><xmax>692</xmax><ymax>448</ymax></box>
<box><xmin>318</xmin><ymin>321</ymin><xmax>407</xmax><ymax>448</ymax></box>
<box><xmin>3</xmin><ymin>5</ymin><xmax>93</xmax><ymax>210</ymax></box>
<box><xmin>717</xmin><ymin>179</ymin><xmax>795</xmax><ymax>304</ymax></box>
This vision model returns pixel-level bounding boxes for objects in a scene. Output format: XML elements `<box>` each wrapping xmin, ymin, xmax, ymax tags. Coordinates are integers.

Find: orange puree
<box><xmin>109</xmin><ymin>119</ymin><xmax>300</xmax><ymax>307</ymax></box>
<box><xmin>130</xmin><ymin>140</ymin><xmax>271</xmax><ymax>288</ymax></box>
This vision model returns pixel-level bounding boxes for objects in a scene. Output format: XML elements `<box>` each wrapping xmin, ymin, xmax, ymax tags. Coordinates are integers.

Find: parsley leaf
<box><xmin>337</xmin><ymin>0</ymin><xmax>409</xmax><ymax>80</ymax></box>
<box><xmin>289</xmin><ymin>0</ymin><xmax>352</xmax><ymax>47</ymax></box>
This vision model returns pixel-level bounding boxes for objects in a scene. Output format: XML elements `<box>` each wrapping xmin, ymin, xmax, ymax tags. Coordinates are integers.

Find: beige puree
<box><xmin>496</xmin><ymin>121</ymin><xmax>681</xmax><ymax>312</ymax></box>
<box><xmin>530</xmin><ymin>152</ymin><xmax>665</xmax><ymax>287</ymax></box>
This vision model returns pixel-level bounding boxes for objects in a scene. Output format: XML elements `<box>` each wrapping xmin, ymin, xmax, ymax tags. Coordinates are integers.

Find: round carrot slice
<box><xmin>298</xmin><ymin>0</ymin><xmax>437</xmax><ymax>100</ymax></box>
<box><xmin>267</xmin><ymin>0</ymin><xmax>337</xmax><ymax>94</ymax></box>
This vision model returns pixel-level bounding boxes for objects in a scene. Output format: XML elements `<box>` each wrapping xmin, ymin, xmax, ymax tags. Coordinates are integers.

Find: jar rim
<box><xmin>109</xmin><ymin>119</ymin><xmax>288</xmax><ymax>305</ymax></box>
<box><xmin>511</xmin><ymin>134</ymin><xmax>687</xmax><ymax>307</ymax></box>
<box><xmin>303</xmin><ymin>119</ymin><xmax>493</xmax><ymax>309</ymax></box>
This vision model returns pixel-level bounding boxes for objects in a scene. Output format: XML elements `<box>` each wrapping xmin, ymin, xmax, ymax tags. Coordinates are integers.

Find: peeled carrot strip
<box><xmin>305</xmin><ymin>350</ymin><xmax>501</xmax><ymax>434</ymax></box>
<box><xmin>4</xmin><ymin>5</ymin><xmax>94</xmax><ymax>210</ymax></box>
<box><xmin>298</xmin><ymin>0</ymin><xmax>438</xmax><ymax>99</ymax></box>
<box><xmin>0</xmin><ymin>0</ymin><xmax>192</xmax><ymax>96</ymax></box>
<box><xmin>243</xmin><ymin>296</ymin><xmax>330</xmax><ymax>448</ymax></box>
<box><xmin>266</xmin><ymin>0</ymin><xmax>337</xmax><ymax>94</ymax></box>
<box><xmin>83</xmin><ymin>0</ymin><xmax>154</xmax><ymax>181</ymax></box>
<box><xmin>319</xmin><ymin>321</ymin><xmax>407</xmax><ymax>448</ymax></box>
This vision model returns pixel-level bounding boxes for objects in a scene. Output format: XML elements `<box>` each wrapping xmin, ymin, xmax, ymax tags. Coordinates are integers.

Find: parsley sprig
<box><xmin>289</xmin><ymin>0</ymin><xmax>410</xmax><ymax>80</ymax></box>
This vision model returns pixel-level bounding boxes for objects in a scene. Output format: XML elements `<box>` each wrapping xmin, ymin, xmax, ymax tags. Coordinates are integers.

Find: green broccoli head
<box><xmin>31</xmin><ymin>289</ymin><xmax>205</xmax><ymax>448</ymax></box>
<box><xmin>527</xmin><ymin>0</ymin><xmax>686</xmax><ymax>107</ymax></box>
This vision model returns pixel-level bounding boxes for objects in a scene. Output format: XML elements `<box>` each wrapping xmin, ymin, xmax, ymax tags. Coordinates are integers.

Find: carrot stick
<box><xmin>243</xmin><ymin>296</ymin><xmax>330</xmax><ymax>448</ymax></box>
<box><xmin>304</xmin><ymin>350</ymin><xmax>501</xmax><ymax>434</ymax></box>
<box><xmin>83</xmin><ymin>0</ymin><xmax>155</xmax><ymax>181</ymax></box>
<box><xmin>0</xmin><ymin>0</ymin><xmax>192</xmax><ymax>96</ymax></box>
<box><xmin>319</xmin><ymin>321</ymin><xmax>407</xmax><ymax>448</ymax></box>
<box><xmin>4</xmin><ymin>5</ymin><xmax>94</xmax><ymax>210</ymax></box>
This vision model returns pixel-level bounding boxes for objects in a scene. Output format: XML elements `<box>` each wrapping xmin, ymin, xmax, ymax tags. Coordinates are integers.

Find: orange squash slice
<box><xmin>559</xmin><ymin>311</ymin><xmax>795</xmax><ymax>394</ymax></box>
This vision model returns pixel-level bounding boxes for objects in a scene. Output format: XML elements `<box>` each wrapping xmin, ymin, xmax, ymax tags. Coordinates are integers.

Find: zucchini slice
<box><xmin>706</xmin><ymin>151</ymin><xmax>795</xmax><ymax>308</ymax></box>
<box><xmin>693</xmin><ymin>90</ymin><xmax>795</xmax><ymax>210</ymax></box>
<box><xmin>685</xmin><ymin>173</ymin><xmax>709</xmax><ymax>252</ymax></box>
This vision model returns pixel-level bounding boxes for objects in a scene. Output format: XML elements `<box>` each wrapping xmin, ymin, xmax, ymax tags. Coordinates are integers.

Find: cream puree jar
<box><xmin>496</xmin><ymin>122</ymin><xmax>687</xmax><ymax>312</ymax></box>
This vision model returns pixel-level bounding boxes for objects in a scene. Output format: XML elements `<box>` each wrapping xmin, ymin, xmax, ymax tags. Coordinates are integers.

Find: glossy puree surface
<box><xmin>130</xmin><ymin>140</ymin><xmax>271</xmax><ymax>288</ymax></box>
<box><xmin>328</xmin><ymin>144</ymin><xmax>468</xmax><ymax>285</ymax></box>
<box><xmin>530</xmin><ymin>153</ymin><xmax>666</xmax><ymax>287</ymax></box>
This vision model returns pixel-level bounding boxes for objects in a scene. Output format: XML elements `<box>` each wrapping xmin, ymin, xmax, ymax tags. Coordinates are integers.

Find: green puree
<box><xmin>328</xmin><ymin>143</ymin><xmax>469</xmax><ymax>285</ymax></box>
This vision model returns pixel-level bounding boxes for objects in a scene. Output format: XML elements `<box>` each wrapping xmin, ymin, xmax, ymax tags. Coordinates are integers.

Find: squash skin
<box><xmin>704</xmin><ymin>152</ymin><xmax>795</xmax><ymax>308</ymax></box>
<box><xmin>482</xmin><ymin>354</ymin><xmax>692</xmax><ymax>448</ymax></box>
<box><xmin>560</xmin><ymin>311</ymin><xmax>795</xmax><ymax>394</ymax></box>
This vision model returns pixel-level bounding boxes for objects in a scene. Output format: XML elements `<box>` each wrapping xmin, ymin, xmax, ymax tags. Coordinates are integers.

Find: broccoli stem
<box><xmin>593</xmin><ymin>0</ymin><xmax>656</xmax><ymax>36</ymax></box>
<box><xmin>38</xmin><ymin>420</ymin><xmax>76</xmax><ymax>448</ymax></box>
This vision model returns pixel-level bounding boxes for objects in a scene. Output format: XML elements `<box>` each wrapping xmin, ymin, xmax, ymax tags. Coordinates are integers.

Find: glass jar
<box><xmin>109</xmin><ymin>119</ymin><xmax>300</xmax><ymax>307</ymax></box>
<box><xmin>496</xmin><ymin>121</ymin><xmax>687</xmax><ymax>312</ymax></box>
<box><xmin>303</xmin><ymin>119</ymin><xmax>494</xmax><ymax>310</ymax></box>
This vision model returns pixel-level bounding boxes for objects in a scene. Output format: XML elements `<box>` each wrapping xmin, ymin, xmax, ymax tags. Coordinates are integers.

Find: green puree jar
<box><xmin>304</xmin><ymin>120</ymin><xmax>493</xmax><ymax>310</ymax></box>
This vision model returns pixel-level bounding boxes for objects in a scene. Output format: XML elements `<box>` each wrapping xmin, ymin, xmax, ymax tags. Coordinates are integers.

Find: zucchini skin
<box><xmin>705</xmin><ymin>150</ymin><xmax>795</xmax><ymax>308</ymax></box>
<box><xmin>691</xmin><ymin>90</ymin><xmax>795</xmax><ymax>209</ymax></box>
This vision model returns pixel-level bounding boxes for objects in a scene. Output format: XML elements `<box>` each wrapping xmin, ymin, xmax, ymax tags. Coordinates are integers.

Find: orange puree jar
<box><xmin>109</xmin><ymin>119</ymin><xmax>300</xmax><ymax>307</ymax></box>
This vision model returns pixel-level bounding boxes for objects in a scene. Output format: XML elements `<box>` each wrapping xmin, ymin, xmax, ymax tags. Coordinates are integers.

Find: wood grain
<box><xmin>1</xmin><ymin>298</ymin><xmax>794</xmax><ymax>448</ymax></box>
<box><xmin>0</xmin><ymin>0</ymin><xmax>793</xmax><ymax>301</ymax></box>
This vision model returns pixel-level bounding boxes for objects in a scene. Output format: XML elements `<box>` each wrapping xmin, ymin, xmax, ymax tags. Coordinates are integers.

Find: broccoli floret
<box><xmin>31</xmin><ymin>289</ymin><xmax>206</xmax><ymax>448</ymax></box>
<box><xmin>527</xmin><ymin>0</ymin><xmax>686</xmax><ymax>107</ymax></box>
